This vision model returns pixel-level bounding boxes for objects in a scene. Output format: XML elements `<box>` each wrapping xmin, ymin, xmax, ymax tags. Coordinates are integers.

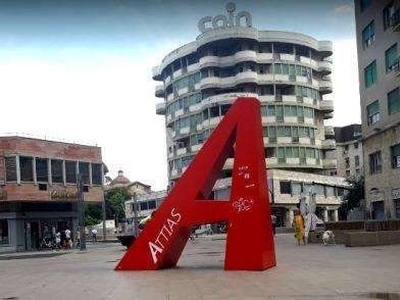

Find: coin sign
<box><xmin>198</xmin><ymin>2</ymin><xmax>252</xmax><ymax>33</ymax></box>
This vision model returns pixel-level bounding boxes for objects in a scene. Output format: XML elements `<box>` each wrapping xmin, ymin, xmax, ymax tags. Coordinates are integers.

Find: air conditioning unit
<box><xmin>292</xmin><ymin>137</ymin><xmax>299</xmax><ymax>143</ymax></box>
<box><xmin>276</xmin><ymin>116</ymin><xmax>284</xmax><ymax>123</ymax></box>
<box><xmin>296</xmin><ymin>96</ymin><xmax>304</xmax><ymax>103</ymax></box>
<box><xmin>276</xmin><ymin>95</ymin><xmax>283</xmax><ymax>102</ymax></box>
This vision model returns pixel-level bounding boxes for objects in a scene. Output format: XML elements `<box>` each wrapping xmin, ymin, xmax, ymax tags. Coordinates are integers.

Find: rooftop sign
<box><xmin>198</xmin><ymin>2</ymin><xmax>252</xmax><ymax>33</ymax></box>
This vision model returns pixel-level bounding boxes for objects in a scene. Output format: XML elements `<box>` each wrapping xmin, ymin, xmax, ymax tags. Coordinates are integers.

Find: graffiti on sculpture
<box><xmin>116</xmin><ymin>97</ymin><xmax>276</xmax><ymax>271</ymax></box>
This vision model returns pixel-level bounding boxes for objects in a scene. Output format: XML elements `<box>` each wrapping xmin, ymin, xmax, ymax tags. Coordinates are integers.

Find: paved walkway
<box><xmin>0</xmin><ymin>234</ymin><xmax>399</xmax><ymax>300</ymax></box>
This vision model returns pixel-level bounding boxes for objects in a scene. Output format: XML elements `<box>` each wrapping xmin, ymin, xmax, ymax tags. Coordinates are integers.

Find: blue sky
<box><xmin>0</xmin><ymin>0</ymin><xmax>359</xmax><ymax>190</ymax></box>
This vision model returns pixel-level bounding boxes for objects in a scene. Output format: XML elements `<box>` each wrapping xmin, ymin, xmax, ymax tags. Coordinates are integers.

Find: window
<box><xmin>148</xmin><ymin>200</ymin><xmax>157</xmax><ymax>210</ymax></box>
<box><xmin>383</xmin><ymin>2</ymin><xmax>396</xmax><ymax>30</ymax></box>
<box><xmin>314</xmin><ymin>184</ymin><xmax>325</xmax><ymax>196</ymax></box>
<box><xmin>139</xmin><ymin>202</ymin><xmax>148</xmax><ymax>211</ymax></box>
<box><xmin>51</xmin><ymin>160</ymin><xmax>63</xmax><ymax>183</ymax></box>
<box><xmin>36</xmin><ymin>158</ymin><xmax>48</xmax><ymax>182</ymax></box>
<box><xmin>362</xmin><ymin>21</ymin><xmax>375</xmax><ymax>48</ymax></box>
<box><xmin>345</xmin><ymin>157</ymin><xmax>350</xmax><ymax>168</ymax></box>
<box><xmin>266</xmin><ymin>147</ymin><xmax>276</xmax><ymax>157</ymax></box>
<box><xmin>391</xmin><ymin>143</ymin><xmax>400</xmax><ymax>169</ymax></box>
<box><xmin>385</xmin><ymin>44</ymin><xmax>398</xmax><ymax>72</ymax></box>
<box><xmin>79</xmin><ymin>162</ymin><xmax>90</xmax><ymax>184</ymax></box>
<box><xmin>355</xmin><ymin>155</ymin><xmax>360</xmax><ymax>167</ymax></box>
<box><xmin>367</xmin><ymin>100</ymin><xmax>380</xmax><ymax>125</ymax></box>
<box><xmin>92</xmin><ymin>164</ymin><xmax>102</xmax><ymax>185</ymax></box>
<box><xmin>20</xmin><ymin>156</ymin><xmax>33</xmax><ymax>182</ymax></box>
<box><xmin>280</xmin><ymin>181</ymin><xmax>291</xmax><ymax>194</ymax></box>
<box><xmin>5</xmin><ymin>157</ymin><xmax>17</xmax><ymax>182</ymax></box>
<box><xmin>360</xmin><ymin>0</ymin><xmax>371</xmax><ymax>12</ymax></box>
<box><xmin>369</xmin><ymin>151</ymin><xmax>382</xmax><ymax>174</ymax></box>
<box><xmin>65</xmin><ymin>161</ymin><xmax>76</xmax><ymax>183</ymax></box>
<box><xmin>388</xmin><ymin>88</ymin><xmax>400</xmax><ymax>115</ymax></box>
<box><xmin>0</xmin><ymin>219</ymin><xmax>8</xmax><ymax>245</ymax></box>
<box><xmin>346</xmin><ymin>170</ymin><xmax>351</xmax><ymax>177</ymax></box>
<box><xmin>364</xmin><ymin>60</ymin><xmax>377</xmax><ymax>88</ymax></box>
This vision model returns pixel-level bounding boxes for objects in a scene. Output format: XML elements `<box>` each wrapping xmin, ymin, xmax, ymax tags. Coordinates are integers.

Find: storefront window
<box><xmin>0</xmin><ymin>219</ymin><xmax>8</xmax><ymax>245</ymax></box>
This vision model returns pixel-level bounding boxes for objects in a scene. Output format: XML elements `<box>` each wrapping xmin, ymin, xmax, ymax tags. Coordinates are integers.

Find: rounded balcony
<box><xmin>319</xmin><ymin>80</ymin><xmax>333</xmax><ymax>94</ymax></box>
<box><xmin>156</xmin><ymin>102</ymin><xmax>166</xmax><ymax>115</ymax></box>
<box><xmin>317</xmin><ymin>60</ymin><xmax>332</xmax><ymax>75</ymax></box>
<box><xmin>152</xmin><ymin>66</ymin><xmax>162</xmax><ymax>81</ymax></box>
<box><xmin>155</xmin><ymin>84</ymin><xmax>165</xmax><ymax>98</ymax></box>
<box><xmin>319</xmin><ymin>100</ymin><xmax>334</xmax><ymax>112</ymax></box>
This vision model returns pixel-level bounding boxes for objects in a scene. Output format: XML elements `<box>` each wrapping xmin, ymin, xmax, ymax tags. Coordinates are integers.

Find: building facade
<box><xmin>153</xmin><ymin>3</ymin><xmax>348</xmax><ymax>225</ymax></box>
<box><xmin>0</xmin><ymin>136</ymin><xmax>105</xmax><ymax>252</ymax></box>
<box><xmin>354</xmin><ymin>0</ymin><xmax>400</xmax><ymax>219</ymax></box>
<box><xmin>326</xmin><ymin>124</ymin><xmax>363</xmax><ymax>178</ymax></box>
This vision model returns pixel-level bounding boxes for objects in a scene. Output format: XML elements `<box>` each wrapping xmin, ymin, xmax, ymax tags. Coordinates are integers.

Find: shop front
<box><xmin>0</xmin><ymin>201</ymin><xmax>78</xmax><ymax>252</ymax></box>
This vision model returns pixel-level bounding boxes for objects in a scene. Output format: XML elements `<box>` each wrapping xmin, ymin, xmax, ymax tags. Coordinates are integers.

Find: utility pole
<box><xmin>102</xmin><ymin>190</ymin><xmax>107</xmax><ymax>241</ymax></box>
<box><xmin>133</xmin><ymin>192</ymin><xmax>139</xmax><ymax>237</ymax></box>
<box><xmin>77</xmin><ymin>173</ymin><xmax>86</xmax><ymax>250</ymax></box>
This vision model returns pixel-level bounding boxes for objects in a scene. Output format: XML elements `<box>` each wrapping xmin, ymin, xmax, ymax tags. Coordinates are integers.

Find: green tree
<box><xmin>85</xmin><ymin>202</ymin><xmax>102</xmax><ymax>226</ymax></box>
<box><xmin>106</xmin><ymin>187</ymin><xmax>130</xmax><ymax>223</ymax></box>
<box><xmin>339</xmin><ymin>175</ymin><xmax>365</xmax><ymax>220</ymax></box>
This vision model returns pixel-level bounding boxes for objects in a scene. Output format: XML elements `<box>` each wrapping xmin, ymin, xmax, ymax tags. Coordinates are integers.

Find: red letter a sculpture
<box><xmin>116</xmin><ymin>97</ymin><xmax>276</xmax><ymax>271</ymax></box>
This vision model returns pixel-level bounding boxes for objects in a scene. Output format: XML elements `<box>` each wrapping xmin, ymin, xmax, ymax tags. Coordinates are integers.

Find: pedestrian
<box><xmin>64</xmin><ymin>228</ymin><xmax>72</xmax><ymax>249</ymax></box>
<box><xmin>76</xmin><ymin>230</ymin><xmax>81</xmax><ymax>248</ymax></box>
<box><xmin>292</xmin><ymin>210</ymin><xmax>306</xmax><ymax>245</ymax></box>
<box><xmin>271</xmin><ymin>214</ymin><xmax>277</xmax><ymax>235</ymax></box>
<box><xmin>91</xmin><ymin>228</ymin><xmax>98</xmax><ymax>244</ymax></box>
<box><xmin>55</xmin><ymin>230</ymin><xmax>62</xmax><ymax>250</ymax></box>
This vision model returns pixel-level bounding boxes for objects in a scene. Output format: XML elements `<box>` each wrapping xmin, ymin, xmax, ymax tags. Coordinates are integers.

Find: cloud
<box><xmin>334</xmin><ymin>4</ymin><xmax>353</xmax><ymax>13</ymax></box>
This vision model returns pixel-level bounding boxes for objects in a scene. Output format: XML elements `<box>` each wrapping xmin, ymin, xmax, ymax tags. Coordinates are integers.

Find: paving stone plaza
<box><xmin>0</xmin><ymin>234</ymin><xmax>399</xmax><ymax>300</ymax></box>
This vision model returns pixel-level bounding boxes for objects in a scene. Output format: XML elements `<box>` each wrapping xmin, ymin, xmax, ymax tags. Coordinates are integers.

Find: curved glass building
<box><xmin>153</xmin><ymin>4</ymin><xmax>348</xmax><ymax>226</ymax></box>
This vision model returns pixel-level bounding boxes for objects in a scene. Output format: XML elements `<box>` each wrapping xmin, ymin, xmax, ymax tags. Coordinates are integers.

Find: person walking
<box><xmin>292</xmin><ymin>210</ymin><xmax>306</xmax><ymax>245</ymax></box>
<box><xmin>64</xmin><ymin>228</ymin><xmax>72</xmax><ymax>249</ymax></box>
<box><xmin>55</xmin><ymin>230</ymin><xmax>62</xmax><ymax>250</ymax></box>
<box><xmin>271</xmin><ymin>214</ymin><xmax>277</xmax><ymax>235</ymax></box>
<box><xmin>91</xmin><ymin>228</ymin><xmax>98</xmax><ymax>244</ymax></box>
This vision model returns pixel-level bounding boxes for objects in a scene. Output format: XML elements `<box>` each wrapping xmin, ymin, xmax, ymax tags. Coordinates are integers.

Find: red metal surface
<box><xmin>116</xmin><ymin>97</ymin><xmax>276</xmax><ymax>271</ymax></box>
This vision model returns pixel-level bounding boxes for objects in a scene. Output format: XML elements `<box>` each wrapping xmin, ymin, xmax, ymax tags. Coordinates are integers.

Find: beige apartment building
<box><xmin>327</xmin><ymin>124</ymin><xmax>363</xmax><ymax>178</ymax></box>
<box><xmin>354</xmin><ymin>0</ymin><xmax>400</xmax><ymax>219</ymax></box>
